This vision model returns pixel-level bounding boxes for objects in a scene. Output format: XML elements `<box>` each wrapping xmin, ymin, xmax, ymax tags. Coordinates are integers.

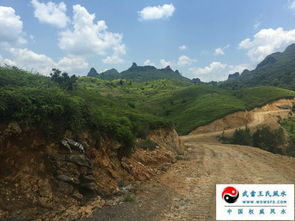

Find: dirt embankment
<box><xmin>0</xmin><ymin>124</ymin><xmax>184</xmax><ymax>221</ymax></box>
<box><xmin>76</xmin><ymin>98</ymin><xmax>295</xmax><ymax>221</ymax></box>
<box><xmin>81</xmin><ymin>136</ymin><xmax>295</xmax><ymax>221</ymax></box>
<box><xmin>190</xmin><ymin>98</ymin><xmax>295</xmax><ymax>136</ymax></box>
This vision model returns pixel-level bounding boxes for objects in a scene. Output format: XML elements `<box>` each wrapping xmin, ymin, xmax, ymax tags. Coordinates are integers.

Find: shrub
<box><xmin>218</xmin><ymin>131</ymin><xmax>232</xmax><ymax>144</ymax></box>
<box><xmin>253</xmin><ymin>126</ymin><xmax>285</xmax><ymax>153</ymax></box>
<box><xmin>232</xmin><ymin>127</ymin><xmax>252</xmax><ymax>146</ymax></box>
<box><xmin>225</xmin><ymin>126</ymin><xmax>285</xmax><ymax>155</ymax></box>
<box><xmin>286</xmin><ymin>141</ymin><xmax>295</xmax><ymax>156</ymax></box>
<box><xmin>123</xmin><ymin>193</ymin><xmax>135</xmax><ymax>202</ymax></box>
<box><xmin>138</xmin><ymin>139</ymin><xmax>158</xmax><ymax>150</ymax></box>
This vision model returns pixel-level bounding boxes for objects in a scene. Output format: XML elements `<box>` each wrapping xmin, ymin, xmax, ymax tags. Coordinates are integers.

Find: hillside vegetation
<box><xmin>1</xmin><ymin>65</ymin><xmax>295</xmax><ymax>138</ymax></box>
<box><xmin>220</xmin><ymin>44</ymin><xmax>295</xmax><ymax>90</ymax></box>
<box><xmin>280</xmin><ymin>117</ymin><xmax>295</xmax><ymax>156</ymax></box>
<box><xmin>0</xmin><ymin>67</ymin><xmax>171</xmax><ymax>155</ymax></box>
<box><xmin>78</xmin><ymin>76</ymin><xmax>295</xmax><ymax>135</ymax></box>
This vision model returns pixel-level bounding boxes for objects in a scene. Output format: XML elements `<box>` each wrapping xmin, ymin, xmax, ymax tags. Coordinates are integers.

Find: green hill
<box><xmin>87</xmin><ymin>62</ymin><xmax>191</xmax><ymax>82</ymax></box>
<box><xmin>220</xmin><ymin>44</ymin><xmax>295</xmax><ymax>90</ymax></box>
<box><xmin>142</xmin><ymin>85</ymin><xmax>295</xmax><ymax>134</ymax></box>
<box><xmin>1</xmin><ymin>66</ymin><xmax>295</xmax><ymax>137</ymax></box>
<box><xmin>78</xmin><ymin>76</ymin><xmax>295</xmax><ymax>135</ymax></box>
<box><xmin>0</xmin><ymin>67</ymin><xmax>172</xmax><ymax>153</ymax></box>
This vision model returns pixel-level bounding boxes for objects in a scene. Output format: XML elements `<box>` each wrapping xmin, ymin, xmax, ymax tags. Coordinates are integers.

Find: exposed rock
<box><xmin>61</xmin><ymin>140</ymin><xmax>72</xmax><ymax>152</ymax></box>
<box><xmin>80</xmin><ymin>175</ymin><xmax>96</xmax><ymax>183</ymax></box>
<box><xmin>57</xmin><ymin>180</ymin><xmax>74</xmax><ymax>195</ymax></box>
<box><xmin>80</xmin><ymin>182</ymin><xmax>97</xmax><ymax>190</ymax></box>
<box><xmin>228</xmin><ymin>72</ymin><xmax>239</xmax><ymax>79</ymax></box>
<box><xmin>61</xmin><ymin>138</ymin><xmax>85</xmax><ymax>153</ymax></box>
<box><xmin>67</xmin><ymin>154</ymin><xmax>91</xmax><ymax>168</ymax></box>
<box><xmin>57</xmin><ymin>175</ymin><xmax>79</xmax><ymax>185</ymax></box>
<box><xmin>0</xmin><ymin>126</ymin><xmax>184</xmax><ymax>220</ymax></box>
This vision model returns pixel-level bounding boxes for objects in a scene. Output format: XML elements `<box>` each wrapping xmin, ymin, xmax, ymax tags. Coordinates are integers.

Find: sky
<box><xmin>1</xmin><ymin>0</ymin><xmax>295</xmax><ymax>81</ymax></box>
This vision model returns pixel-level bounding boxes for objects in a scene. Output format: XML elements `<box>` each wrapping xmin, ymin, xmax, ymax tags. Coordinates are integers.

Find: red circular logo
<box><xmin>222</xmin><ymin>186</ymin><xmax>239</xmax><ymax>203</ymax></box>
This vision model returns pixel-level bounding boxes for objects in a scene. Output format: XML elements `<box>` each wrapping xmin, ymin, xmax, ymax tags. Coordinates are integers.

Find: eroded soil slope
<box><xmin>188</xmin><ymin>98</ymin><xmax>295</xmax><ymax>142</ymax></box>
<box><xmin>83</xmin><ymin>98</ymin><xmax>295</xmax><ymax>221</ymax></box>
<box><xmin>0</xmin><ymin>126</ymin><xmax>184</xmax><ymax>221</ymax></box>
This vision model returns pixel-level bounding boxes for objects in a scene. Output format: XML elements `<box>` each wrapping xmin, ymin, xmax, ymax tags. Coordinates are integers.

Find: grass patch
<box><xmin>123</xmin><ymin>193</ymin><xmax>135</xmax><ymax>202</ymax></box>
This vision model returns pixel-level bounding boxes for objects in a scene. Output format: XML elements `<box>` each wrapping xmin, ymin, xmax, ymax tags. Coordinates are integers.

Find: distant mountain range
<box><xmin>87</xmin><ymin>44</ymin><xmax>295</xmax><ymax>90</ymax></box>
<box><xmin>221</xmin><ymin>44</ymin><xmax>295</xmax><ymax>90</ymax></box>
<box><xmin>87</xmin><ymin>62</ymin><xmax>191</xmax><ymax>82</ymax></box>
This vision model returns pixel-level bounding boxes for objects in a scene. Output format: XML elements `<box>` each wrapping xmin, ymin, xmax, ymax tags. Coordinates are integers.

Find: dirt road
<box><xmin>82</xmin><ymin>105</ymin><xmax>295</xmax><ymax>221</ymax></box>
<box><xmin>82</xmin><ymin>140</ymin><xmax>295</xmax><ymax>221</ymax></box>
<box><xmin>185</xmin><ymin>109</ymin><xmax>291</xmax><ymax>143</ymax></box>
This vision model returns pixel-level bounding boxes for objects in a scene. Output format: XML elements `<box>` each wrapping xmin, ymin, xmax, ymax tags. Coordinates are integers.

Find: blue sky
<box><xmin>1</xmin><ymin>0</ymin><xmax>295</xmax><ymax>81</ymax></box>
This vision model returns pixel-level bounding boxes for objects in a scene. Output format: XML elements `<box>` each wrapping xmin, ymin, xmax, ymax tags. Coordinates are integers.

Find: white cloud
<box><xmin>138</xmin><ymin>4</ymin><xmax>175</xmax><ymax>21</ymax></box>
<box><xmin>59</xmin><ymin>4</ymin><xmax>125</xmax><ymax>63</ymax></box>
<box><xmin>289</xmin><ymin>0</ymin><xmax>295</xmax><ymax>9</ymax></box>
<box><xmin>191</xmin><ymin>62</ymin><xmax>249</xmax><ymax>82</ymax></box>
<box><xmin>0</xmin><ymin>6</ymin><xmax>26</xmax><ymax>45</ymax></box>
<box><xmin>8</xmin><ymin>48</ymin><xmax>54</xmax><ymax>74</ymax></box>
<box><xmin>102</xmin><ymin>44</ymin><xmax>126</xmax><ymax>64</ymax></box>
<box><xmin>0</xmin><ymin>55</ymin><xmax>16</xmax><ymax>66</ymax></box>
<box><xmin>195</xmin><ymin>62</ymin><xmax>227</xmax><ymax>75</ymax></box>
<box><xmin>31</xmin><ymin>0</ymin><xmax>69</xmax><ymax>28</ymax></box>
<box><xmin>238</xmin><ymin>27</ymin><xmax>295</xmax><ymax>62</ymax></box>
<box><xmin>179</xmin><ymin>45</ymin><xmax>187</xmax><ymax>50</ymax></box>
<box><xmin>144</xmin><ymin>59</ymin><xmax>155</xmax><ymax>66</ymax></box>
<box><xmin>214</xmin><ymin>48</ymin><xmax>224</xmax><ymax>56</ymax></box>
<box><xmin>177</xmin><ymin>55</ymin><xmax>197</xmax><ymax>66</ymax></box>
<box><xmin>102</xmin><ymin>55</ymin><xmax>123</xmax><ymax>64</ymax></box>
<box><xmin>57</xmin><ymin>55</ymin><xmax>88</xmax><ymax>74</ymax></box>
<box><xmin>160</xmin><ymin>59</ymin><xmax>171</xmax><ymax>68</ymax></box>
<box><xmin>228</xmin><ymin>64</ymin><xmax>249</xmax><ymax>75</ymax></box>
<box><xmin>4</xmin><ymin>48</ymin><xmax>88</xmax><ymax>75</ymax></box>
<box><xmin>214</xmin><ymin>45</ymin><xmax>229</xmax><ymax>56</ymax></box>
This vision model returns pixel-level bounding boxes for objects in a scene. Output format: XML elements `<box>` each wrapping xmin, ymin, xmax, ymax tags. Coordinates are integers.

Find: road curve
<box><xmin>82</xmin><ymin>108</ymin><xmax>295</xmax><ymax>221</ymax></box>
<box><xmin>183</xmin><ymin>109</ymin><xmax>290</xmax><ymax>143</ymax></box>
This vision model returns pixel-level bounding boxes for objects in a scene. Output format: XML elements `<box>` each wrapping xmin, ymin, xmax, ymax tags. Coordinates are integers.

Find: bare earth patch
<box><xmin>82</xmin><ymin>98</ymin><xmax>295</xmax><ymax>221</ymax></box>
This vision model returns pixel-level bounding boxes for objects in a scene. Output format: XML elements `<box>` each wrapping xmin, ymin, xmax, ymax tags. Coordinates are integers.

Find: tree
<box><xmin>50</xmin><ymin>68</ymin><xmax>77</xmax><ymax>91</ymax></box>
<box><xmin>252</xmin><ymin>126</ymin><xmax>285</xmax><ymax>153</ymax></box>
